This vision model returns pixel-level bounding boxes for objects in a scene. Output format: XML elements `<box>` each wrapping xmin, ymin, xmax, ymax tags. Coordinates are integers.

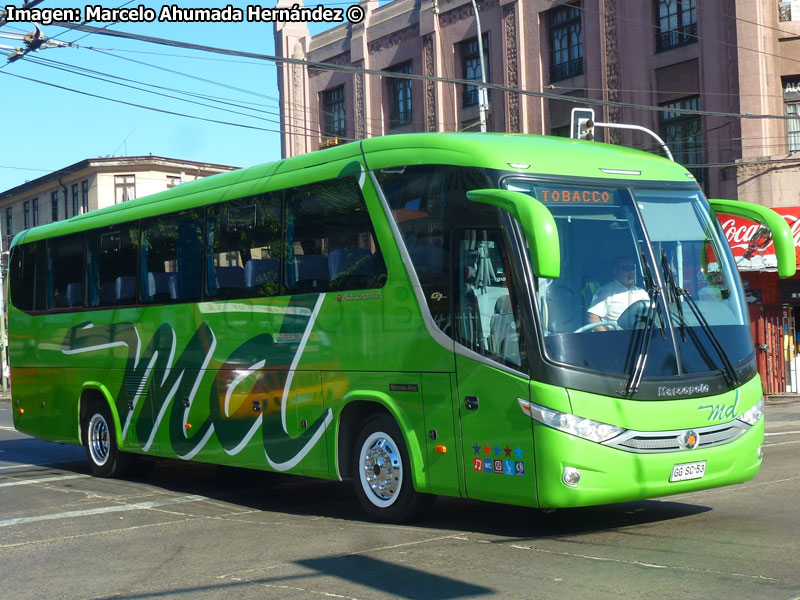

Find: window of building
<box><xmin>660</xmin><ymin>96</ymin><xmax>704</xmax><ymax>188</ymax></box>
<box><xmin>784</xmin><ymin>77</ymin><xmax>800</xmax><ymax>153</ymax></box>
<box><xmin>72</xmin><ymin>183</ymin><xmax>79</xmax><ymax>217</ymax></box>
<box><xmin>656</xmin><ymin>0</ymin><xmax>697</xmax><ymax>52</ymax></box>
<box><xmin>549</xmin><ymin>4</ymin><xmax>583</xmax><ymax>82</ymax></box>
<box><xmin>461</xmin><ymin>35</ymin><xmax>490</xmax><ymax>107</ymax></box>
<box><xmin>787</xmin><ymin>103</ymin><xmax>800</xmax><ymax>153</ymax></box>
<box><xmin>31</xmin><ymin>198</ymin><xmax>39</xmax><ymax>227</ymax></box>
<box><xmin>51</xmin><ymin>191</ymin><xmax>59</xmax><ymax>222</ymax></box>
<box><xmin>86</xmin><ymin>223</ymin><xmax>140</xmax><ymax>307</ymax></box>
<box><xmin>6</xmin><ymin>207</ymin><xmax>13</xmax><ymax>240</ymax></box>
<box><xmin>23</xmin><ymin>201</ymin><xmax>30</xmax><ymax>230</ymax></box>
<box><xmin>322</xmin><ymin>87</ymin><xmax>346</xmax><ymax>140</ymax></box>
<box><xmin>81</xmin><ymin>180</ymin><xmax>89</xmax><ymax>213</ymax></box>
<box><xmin>114</xmin><ymin>175</ymin><xmax>135</xmax><ymax>204</ymax></box>
<box><xmin>388</xmin><ymin>61</ymin><xmax>413</xmax><ymax>128</ymax></box>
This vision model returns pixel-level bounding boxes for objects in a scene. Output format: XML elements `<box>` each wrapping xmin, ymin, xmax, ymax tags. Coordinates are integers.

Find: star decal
<box><xmin>514</xmin><ymin>446</ymin><xmax>523</xmax><ymax>459</ymax></box>
<box><xmin>473</xmin><ymin>443</ymin><xmax>481</xmax><ymax>455</ymax></box>
<box><xmin>504</xmin><ymin>445</ymin><xmax>512</xmax><ymax>457</ymax></box>
<box><xmin>483</xmin><ymin>443</ymin><xmax>491</xmax><ymax>455</ymax></box>
<box><xmin>493</xmin><ymin>445</ymin><xmax>502</xmax><ymax>456</ymax></box>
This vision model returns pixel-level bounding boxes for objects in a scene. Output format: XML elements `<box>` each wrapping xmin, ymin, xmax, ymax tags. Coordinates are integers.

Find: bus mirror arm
<box><xmin>466</xmin><ymin>189</ymin><xmax>561</xmax><ymax>279</ymax></box>
<box><xmin>709</xmin><ymin>198</ymin><xmax>797</xmax><ymax>279</ymax></box>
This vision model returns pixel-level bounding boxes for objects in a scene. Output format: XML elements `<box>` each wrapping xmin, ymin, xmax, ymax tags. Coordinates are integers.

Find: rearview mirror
<box><xmin>709</xmin><ymin>198</ymin><xmax>796</xmax><ymax>278</ymax></box>
<box><xmin>466</xmin><ymin>189</ymin><xmax>560</xmax><ymax>279</ymax></box>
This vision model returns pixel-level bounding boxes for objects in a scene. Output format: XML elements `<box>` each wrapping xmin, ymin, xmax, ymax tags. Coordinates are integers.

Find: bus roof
<box><xmin>13</xmin><ymin>133</ymin><xmax>694</xmax><ymax>247</ymax></box>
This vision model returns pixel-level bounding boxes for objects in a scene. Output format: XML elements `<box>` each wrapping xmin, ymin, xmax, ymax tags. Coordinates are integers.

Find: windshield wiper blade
<box><xmin>624</xmin><ymin>249</ymin><xmax>665</xmax><ymax>396</ymax></box>
<box><xmin>661</xmin><ymin>250</ymin><xmax>687</xmax><ymax>342</ymax></box>
<box><xmin>660</xmin><ymin>250</ymin><xmax>741</xmax><ymax>388</ymax></box>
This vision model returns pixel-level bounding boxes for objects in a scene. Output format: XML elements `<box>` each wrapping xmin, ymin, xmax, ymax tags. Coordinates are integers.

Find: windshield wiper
<box><xmin>624</xmin><ymin>249</ymin><xmax>665</xmax><ymax>396</ymax></box>
<box><xmin>660</xmin><ymin>250</ymin><xmax>740</xmax><ymax>388</ymax></box>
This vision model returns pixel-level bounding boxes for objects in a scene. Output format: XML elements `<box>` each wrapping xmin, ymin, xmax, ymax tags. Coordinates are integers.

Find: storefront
<box><xmin>719</xmin><ymin>208</ymin><xmax>800</xmax><ymax>395</ymax></box>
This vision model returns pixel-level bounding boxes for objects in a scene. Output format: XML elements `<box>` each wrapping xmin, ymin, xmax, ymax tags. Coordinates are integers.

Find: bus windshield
<box><xmin>503</xmin><ymin>179</ymin><xmax>753</xmax><ymax>381</ymax></box>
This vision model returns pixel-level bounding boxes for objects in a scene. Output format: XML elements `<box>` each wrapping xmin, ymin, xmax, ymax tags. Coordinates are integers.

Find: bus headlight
<box><xmin>737</xmin><ymin>397</ymin><xmax>764</xmax><ymax>426</ymax></box>
<box><xmin>518</xmin><ymin>399</ymin><xmax>625</xmax><ymax>443</ymax></box>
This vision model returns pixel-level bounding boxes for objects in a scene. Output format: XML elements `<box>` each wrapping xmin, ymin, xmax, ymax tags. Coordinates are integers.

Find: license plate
<box><xmin>669</xmin><ymin>460</ymin><xmax>706</xmax><ymax>482</ymax></box>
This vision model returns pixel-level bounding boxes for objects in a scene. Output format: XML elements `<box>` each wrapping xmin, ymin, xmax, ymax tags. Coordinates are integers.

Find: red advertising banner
<box><xmin>717</xmin><ymin>207</ymin><xmax>800</xmax><ymax>272</ymax></box>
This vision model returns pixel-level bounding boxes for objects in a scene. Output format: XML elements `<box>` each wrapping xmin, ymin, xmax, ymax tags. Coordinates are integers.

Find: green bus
<box><xmin>8</xmin><ymin>133</ymin><xmax>794</xmax><ymax>522</ymax></box>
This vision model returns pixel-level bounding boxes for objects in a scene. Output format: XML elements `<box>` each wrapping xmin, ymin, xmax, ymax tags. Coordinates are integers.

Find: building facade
<box><xmin>0</xmin><ymin>156</ymin><xmax>236</xmax><ymax>249</ymax></box>
<box><xmin>275</xmin><ymin>0</ymin><xmax>800</xmax><ymax>204</ymax></box>
<box><xmin>275</xmin><ymin>0</ymin><xmax>800</xmax><ymax>394</ymax></box>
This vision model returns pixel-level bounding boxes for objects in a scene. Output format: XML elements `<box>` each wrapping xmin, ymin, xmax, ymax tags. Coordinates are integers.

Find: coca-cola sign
<box><xmin>718</xmin><ymin>207</ymin><xmax>800</xmax><ymax>271</ymax></box>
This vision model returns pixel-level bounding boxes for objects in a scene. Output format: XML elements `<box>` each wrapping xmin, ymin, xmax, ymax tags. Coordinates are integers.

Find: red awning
<box><xmin>717</xmin><ymin>207</ymin><xmax>800</xmax><ymax>272</ymax></box>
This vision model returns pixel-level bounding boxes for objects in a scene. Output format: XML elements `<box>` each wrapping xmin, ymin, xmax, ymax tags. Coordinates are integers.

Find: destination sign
<box><xmin>537</xmin><ymin>187</ymin><xmax>616</xmax><ymax>205</ymax></box>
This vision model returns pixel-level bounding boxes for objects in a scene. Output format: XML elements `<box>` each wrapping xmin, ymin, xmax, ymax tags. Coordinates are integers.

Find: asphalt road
<box><xmin>0</xmin><ymin>398</ymin><xmax>798</xmax><ymax>600</ymax></box>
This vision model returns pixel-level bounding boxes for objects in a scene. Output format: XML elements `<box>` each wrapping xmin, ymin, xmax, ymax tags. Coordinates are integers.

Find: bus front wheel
<box><xmin>353</xmin><ymin>414</ymin><xmax>433</xmax><ymax>522</ymax></box>
<box><xmin>82</xmin><ymin>401</ymin><xmax>134</xmax><ymax>478</ymax></box>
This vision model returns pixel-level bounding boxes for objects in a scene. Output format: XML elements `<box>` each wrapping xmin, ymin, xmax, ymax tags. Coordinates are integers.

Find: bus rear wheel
<box><xmin>83</xmin><ymin>401</ymin><xmax>134</xmax><ymax>478</ymax></box>
<box><xmin>353</xmin><ymin>414</ymin><xmax>433</xmax><ymax>522</ymax></box>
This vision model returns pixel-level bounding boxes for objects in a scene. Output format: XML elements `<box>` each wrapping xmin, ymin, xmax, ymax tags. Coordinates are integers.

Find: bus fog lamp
<box><xmin>563</xmin><ymin>467</ymin><xmax>581</xmax><ymax>487</ymax></box>
<box><xmin>737</xmin><ymin>397</ymin><xmax>764</xmax><ymax>426</ymax></box>
<box><xmin>758</xmin><ymin>445</ymin><xmax>763</xmax><ymax>461</ymax></box>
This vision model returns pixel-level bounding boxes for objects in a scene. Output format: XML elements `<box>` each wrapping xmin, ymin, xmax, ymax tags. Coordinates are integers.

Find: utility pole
<box><xmin>470</xmin><ymin>0</ymin><xmax>488</xmax><ymax>132</ymax></box>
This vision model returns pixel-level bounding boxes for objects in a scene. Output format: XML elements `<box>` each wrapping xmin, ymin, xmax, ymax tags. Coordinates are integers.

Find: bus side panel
<box><xmin>421</xmin><ymin>372</ymin><xmax>462</xmax><ymax>497</ymax></box>
<box><xmin>325</xmin><ymin>371</ymin><xmax>428</xmax><ymax>491</ymax></box>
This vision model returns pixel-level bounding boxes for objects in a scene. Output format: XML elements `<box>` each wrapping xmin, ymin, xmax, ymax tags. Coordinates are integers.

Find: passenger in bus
<box><xmin>587</xmin><ymin>256</ymin><xmax>649</xmax><ymax>330</ymax></box>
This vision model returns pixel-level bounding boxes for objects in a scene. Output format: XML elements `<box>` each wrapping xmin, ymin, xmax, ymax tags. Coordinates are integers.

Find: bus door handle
<box><xmin>464</xmin><ymin>396</ymin><xmax>480</xmax><ymax>410</ymax></box>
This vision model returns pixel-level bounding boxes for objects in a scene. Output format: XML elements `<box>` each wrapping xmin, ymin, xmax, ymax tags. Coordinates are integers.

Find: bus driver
<box><xmin>587</xmin><ymin>256</ymin><xmax>649</xmax><ymax>330</ymax></box>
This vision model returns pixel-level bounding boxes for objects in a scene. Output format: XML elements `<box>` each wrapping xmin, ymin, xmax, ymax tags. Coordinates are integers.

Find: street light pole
<box><xmin>470</xmin><ymin>0</ymin><xmax>488</xmax><ymax>132</ymax></box>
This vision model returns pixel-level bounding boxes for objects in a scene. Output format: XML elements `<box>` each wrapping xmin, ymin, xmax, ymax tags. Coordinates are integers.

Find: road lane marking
<box><xmin>0</xmin><ymin>426</ymin><xmax>17</xmax><ymax>431</ymax></box>
<box><xmin>0</xmin><ymin>494</ymin><xmax>206</xmax><ymax>528</ymax></box>
<box><xmin>0</xmin><ymin>460</ymin><xmax>82</xmax><ymax>470</ymax></box>
<box><xmin>0</xmin><ymin>474</ymin><xmax>89</xmax><ymax>487</ymax></box>
<box><xmin>764</xmin><ymin>430</ymin><xmax>800</xmax><ymax>436</ymax></box>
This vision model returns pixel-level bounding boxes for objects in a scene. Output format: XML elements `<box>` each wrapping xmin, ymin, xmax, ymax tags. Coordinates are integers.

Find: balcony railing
<box><xmin>656</xmin><ymin>22</ymin><xmax>698</xmax><ymax>52</ymax></box>
<box><xmin>549</xmin><ymin>57</ymin><xmax>583</xmax><ymax>83</ymax></box>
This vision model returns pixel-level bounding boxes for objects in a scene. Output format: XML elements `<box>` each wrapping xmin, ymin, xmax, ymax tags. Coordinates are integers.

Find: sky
<box><xmin>0</xmin><ymin>0</ymin><xmax>352</xmax><ymax>193</ymax></box>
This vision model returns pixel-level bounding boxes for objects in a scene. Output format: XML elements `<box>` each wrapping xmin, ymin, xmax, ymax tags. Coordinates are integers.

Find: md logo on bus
<box><xmin>698</xmin><ymin>398</ymin><xmax>739</xmax><ymax>422</ymax></box>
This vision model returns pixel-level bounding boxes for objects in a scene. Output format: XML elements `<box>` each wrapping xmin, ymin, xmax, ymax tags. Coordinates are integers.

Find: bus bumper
<box><xmin>533</xmin><ymin>418</ymin><xmax>764</xmax><ymax>508</ymax></box>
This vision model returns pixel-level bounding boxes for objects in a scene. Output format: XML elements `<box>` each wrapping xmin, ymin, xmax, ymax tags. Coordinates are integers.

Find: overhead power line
<box><xmin>46</xmin><ymin>20</ymin><xmax>794</xmax><ymax>123</ymax></box>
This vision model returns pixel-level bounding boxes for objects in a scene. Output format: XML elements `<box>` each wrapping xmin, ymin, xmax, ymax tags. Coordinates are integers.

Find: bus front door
<box><xmin>455</xmin><ymin>354</ymin><xmax>536</xmax><ymax>506</ymax></box>
<box><xmin>452</xmin><ymin>228</ymin><xmax>537</xmax><ymax>506</ymax></box>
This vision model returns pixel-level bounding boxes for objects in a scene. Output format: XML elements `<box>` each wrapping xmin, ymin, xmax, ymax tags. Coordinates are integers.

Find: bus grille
<box><xmin>604</xmin><ymin>421</ymin><xmax>749</xmax><ymax>453</ymax></box>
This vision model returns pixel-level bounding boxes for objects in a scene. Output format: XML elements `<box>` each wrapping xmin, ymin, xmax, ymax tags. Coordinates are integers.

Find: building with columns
<box><xmin>275</xmin><ymin>0</ymin><xmax>800</xmax><ymax>206</ymax></box>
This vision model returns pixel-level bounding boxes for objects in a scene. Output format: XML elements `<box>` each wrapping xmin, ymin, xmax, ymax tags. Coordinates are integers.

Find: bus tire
<box><xmin>353</xmin><ymin>414</ymin><xmax>433</xmax><ymax>523</ymax></box>
<box><xmin>83</xmin><ymin>401</ymin><xmax>135</xmax><ymax>478</ymax></box>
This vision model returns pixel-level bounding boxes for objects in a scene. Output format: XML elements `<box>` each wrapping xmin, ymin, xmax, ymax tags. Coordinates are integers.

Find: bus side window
<box><xmin>205</xmin><ymin>194</ymin><xmax>282</xmax><ymax>300</ymax></box>
<box><xmin>47</xmin><ymin>234</ymin><xmax>84</xmax><ymax>309</ymax></box>
<box><xmin>284</xmin><ymin>178</ymin><xmax>386</xmax><ymax>294</ymax></box>
<box><xmin>454</xmin><ymin>229</ymin><xmax>524</xmax><ymax>369</ymax></box>
<box><xmin>85</xmin><ymin>224</ymin><xmax>140</xmax><ymax>307</ymax></box>
<box><xmin>9</xmin><ymin>241</ymin><xmax>46</xmax><ymax>312</ymax></box>
<box><xmin>140</xmin><ymin>209</ymin><xmax>203</xmax><ymax>304</ymax></box>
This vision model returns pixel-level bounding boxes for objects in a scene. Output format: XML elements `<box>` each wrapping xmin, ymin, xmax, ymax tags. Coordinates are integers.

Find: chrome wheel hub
<box><xmin>88</xmin><ymin>414</ymin><xmax>110</xmax><ymax>466</ymax></box>
<box><xmin>359</xmin><ymin>432</ymin><xmax>402</xmax><ymax>507</ymax></box>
